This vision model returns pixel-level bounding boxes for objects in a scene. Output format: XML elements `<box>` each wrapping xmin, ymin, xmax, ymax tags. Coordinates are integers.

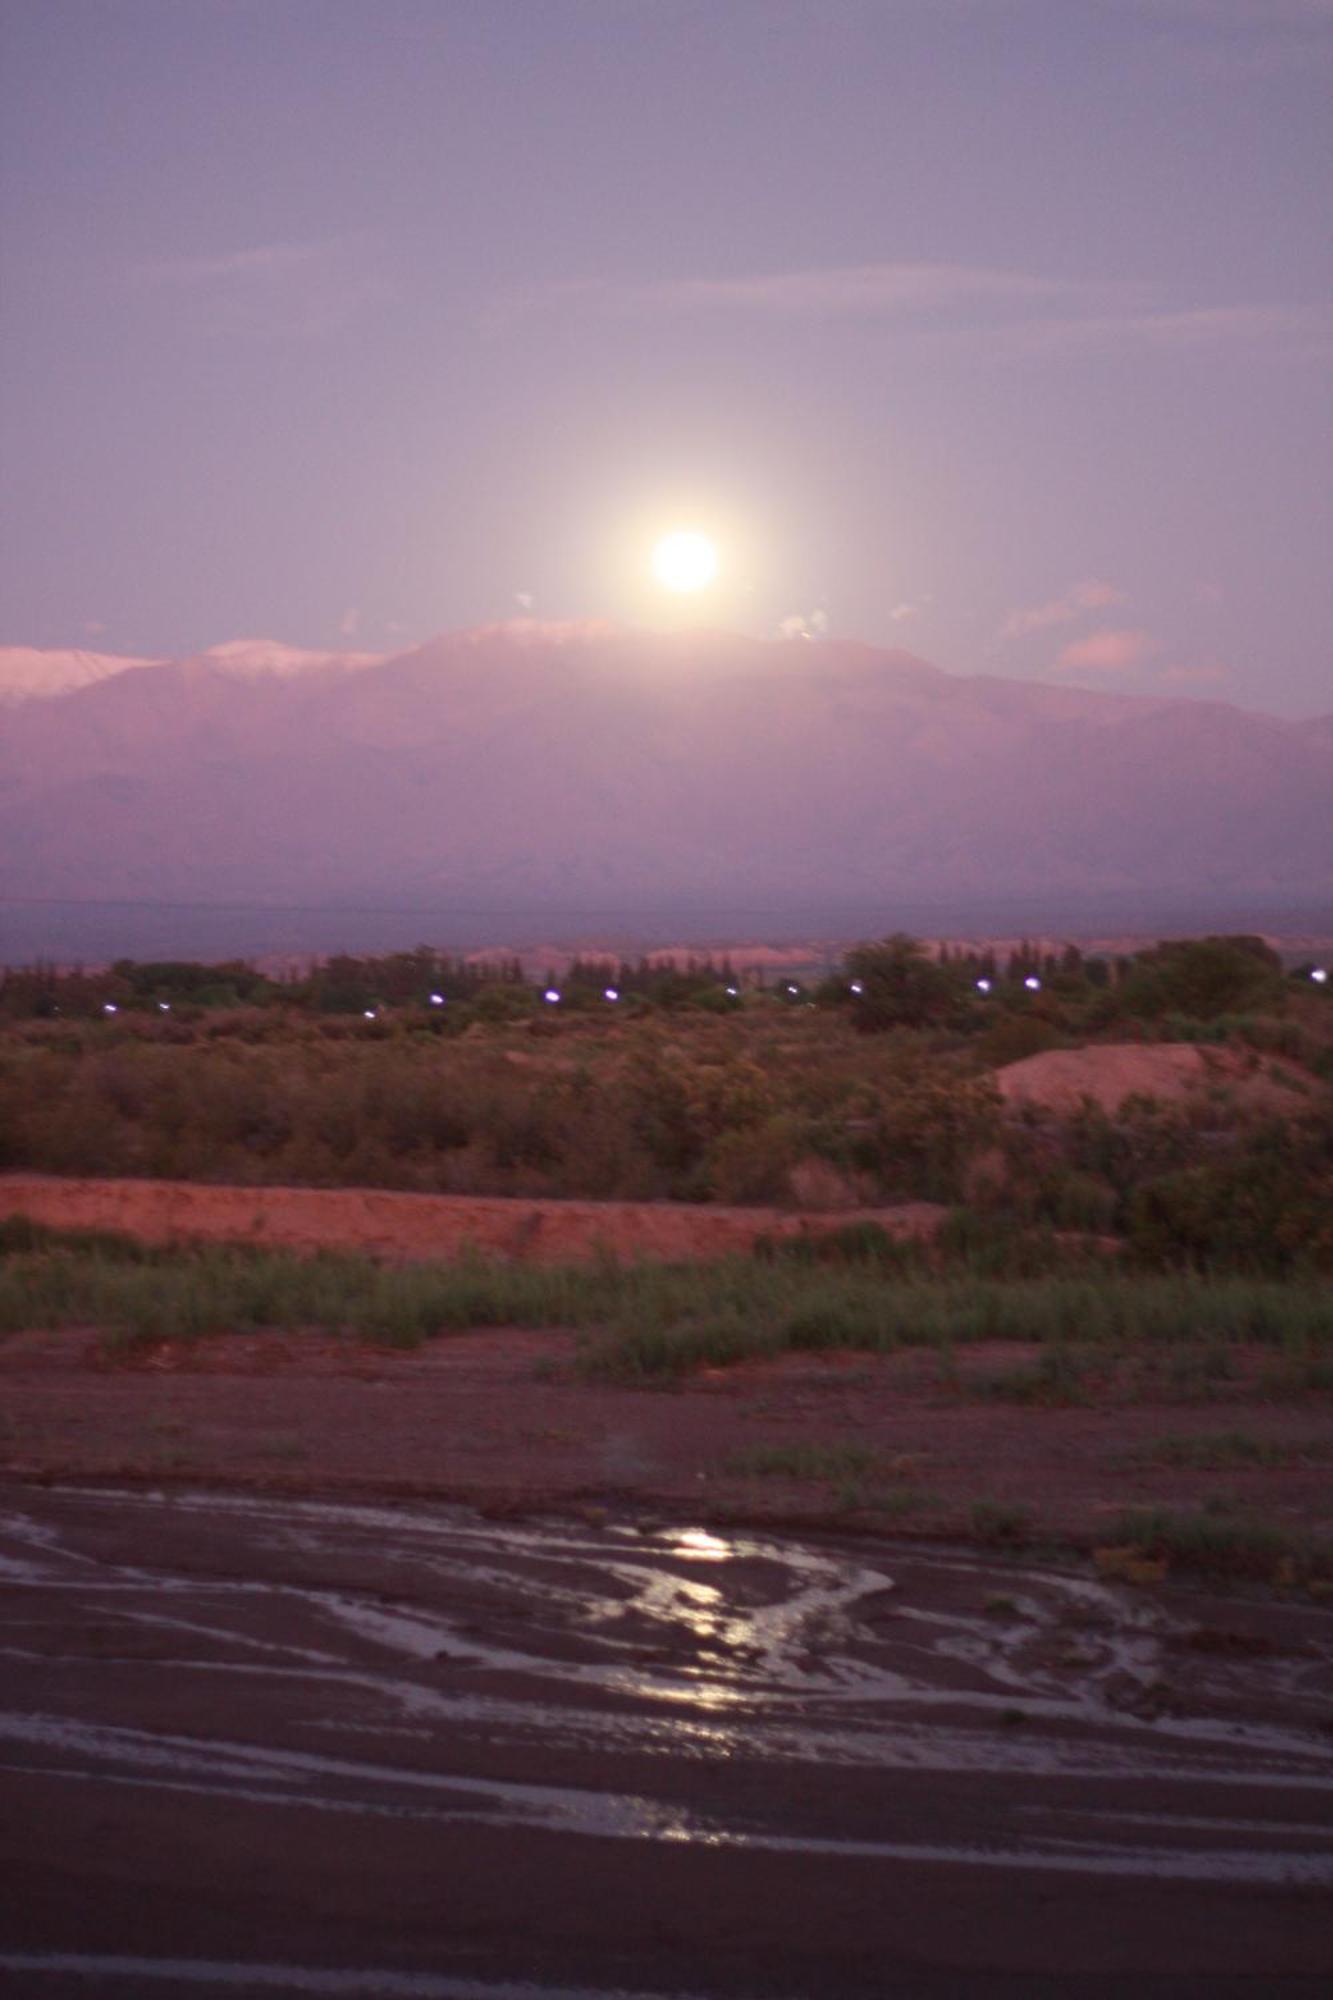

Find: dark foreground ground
<box><xmin>1</xmin><ymin>1484</ymin><xmax>1330</xmax><ymax>1999</ymax></box>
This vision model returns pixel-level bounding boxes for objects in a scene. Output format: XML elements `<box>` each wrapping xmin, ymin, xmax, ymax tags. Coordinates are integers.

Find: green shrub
<box><xmin>976</xmin><ymin>1014</ymin><xmax>1064</xmax><ymax>1067</ymax></box>
<box><xmin>1118</xmin><ymin>938</ymin><xmax>1285</xmax><ymax>1021</ymax></box>
<box><xmin>1127</xmin><ymin>1133</ymin><xmax>1333</xmax><ymax>1273</ymax></box>
<box><xmin>845</xmin><ymin>934</ymin><xmax>958</xmax><ymax>1032</ymax></box>
<box><xmin>1110</xmin><ymin>1507</ymin><xmax>1331</xmax><ymax>1582</ymax></box>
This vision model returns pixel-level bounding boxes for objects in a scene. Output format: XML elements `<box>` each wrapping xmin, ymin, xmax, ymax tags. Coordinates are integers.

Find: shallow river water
<box><xmin>1</xmin><ymin>1485</ymin><xmax>1330</xmax><ymax>1997</ymax></box>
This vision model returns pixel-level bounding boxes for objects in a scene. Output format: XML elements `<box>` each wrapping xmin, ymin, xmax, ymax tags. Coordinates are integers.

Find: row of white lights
<box><xmin>539</xmin><ymin>985</ymin><xmax>742</xmax><ymax>1004</ymax></box>
<box><xmin>92</xmin><ymin>966</ymin><xmax>1333</xmax><ymax>1018</ymax></box>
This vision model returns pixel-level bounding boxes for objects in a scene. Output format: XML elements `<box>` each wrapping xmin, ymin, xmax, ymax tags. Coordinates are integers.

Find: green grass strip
<box><xmin>3</xmin><ymin>1226</ymin><xmax>1329</xmax><ymax>1371</ymax></box>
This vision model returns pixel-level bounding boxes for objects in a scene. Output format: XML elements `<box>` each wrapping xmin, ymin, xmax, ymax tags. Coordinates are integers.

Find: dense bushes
<box><xmin>1</xmin><ymin>932</ymin><xmax>1329</xmax><ymax>1266</ymax></box>
<box><xmin>2</xmin><ymin>1005</ymin><xmax>1328</xmax><ymax>1270</ymax></box>
<box><xmin>1116</xmin><ymin>936</ymin><xmax>1285</xmax><ymax>1021</ymax></box>
<box><xmin>843</xmin><ymin>934</ymin><xmax>958</xmax><ymax>1031</ymax></box>
<box><xmin>1125</xmin><ymin>1121</ymin><xmax>1333</xmax><ymax>1274</ymax></box>
<box><xmin>0</xmin><ymin>1016</ymin><xmax>1001</xmax><ymax>1206</ymax></box>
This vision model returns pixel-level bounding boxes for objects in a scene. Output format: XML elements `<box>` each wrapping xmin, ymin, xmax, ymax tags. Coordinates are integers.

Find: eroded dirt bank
<box><xmin>0</xmin><ymin>1172</ymin><xmax>943</xmax><ymax>1262</ymax></box>
<box><xmin>4</xmin><ymin>1324</ymin><xmax>1332</xmax><ymax>1550</ymax></box>
<box><xmin>1</xmin><ymin>1484</ymin><xmax>1330</xmax><ymax>1999</ymax></box>
<box><xmin>2</xmin><ymin>1170</ymin><xmax>1329</xmax><ymax>1572</ymax></box>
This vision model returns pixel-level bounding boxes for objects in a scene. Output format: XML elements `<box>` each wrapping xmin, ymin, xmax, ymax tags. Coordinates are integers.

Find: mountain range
<box><xmin>3</xmin><ymin>625</ymin><xmax>1330</xmax><ymax>959</ymax></box>
<box><xmin>0</xmin><ymin>639</ymin><xmax>387</xmax><ymax>702</ymax></box>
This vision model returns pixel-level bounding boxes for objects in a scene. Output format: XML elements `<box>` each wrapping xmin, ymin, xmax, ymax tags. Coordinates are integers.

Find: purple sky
<box><xmin>2</xmin><ymin>0</ymin><xmax>1330</xmax><ymax>714</ymax></box>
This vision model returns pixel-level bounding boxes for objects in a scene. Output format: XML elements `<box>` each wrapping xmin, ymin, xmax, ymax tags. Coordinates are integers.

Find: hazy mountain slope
<box><xmin>2</xmin><ymin>625</ymin><xmax>1329</xmax><ymax>922</ymax></box>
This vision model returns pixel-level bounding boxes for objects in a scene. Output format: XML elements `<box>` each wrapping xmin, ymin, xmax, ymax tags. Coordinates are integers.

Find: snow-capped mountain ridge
<box><xmin>0</xmin><ymin>647</ymin><xmax>167</xmax><ymax>703</ymax></box>
<box><xmin>0</xmin><ymin>638</ymin><xmax>386</xmax><ymax>703</ymax></box>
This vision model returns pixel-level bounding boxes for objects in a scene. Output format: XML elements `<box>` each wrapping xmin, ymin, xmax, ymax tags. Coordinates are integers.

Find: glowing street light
<box><xmin>975</xmin><ymin>978</ymin><xmax>992</xmax><ymax>994</ymax></box>
<box><xmin>1024</xmin><ymin>976</ymin><xmax>1042</xmax><ymax>992</ymax></box>
<box><xmin>849</xmin><ymin>980</ymin><xmax>864</xmax><ymax>995</ymax></box>
<box><xmin>604</xmin><ymin>987</ymin><xmax>619</xmax><ymax>1002</ymax></box>
<box><xmin>544</xmin><ymin>988</ymin><xmax>561</xmax><ymax>1004</ymax></box>
<box><xmin>1312</xmin><ymin>968</ymin><xmax>1329</xmax><ymax>985</ymax></box>
<box><xmin>102</xmin><ymin>1002</ymin><xmax>118</xmax><ymax>1015</ymax></box>
<box><xmin>725</xmin><ymin>986</ymin><xmax>738</xmax><ymax>998</ymax></box>
<box><xmin>158</xmin><ymin>1002</ymin><xmax>171</xmax><ymax>1012</ymax></box>
<box><xmin>429</xmin><ymin>992</ymin><xmax>446</xmax><ymax>1006</ymax></box>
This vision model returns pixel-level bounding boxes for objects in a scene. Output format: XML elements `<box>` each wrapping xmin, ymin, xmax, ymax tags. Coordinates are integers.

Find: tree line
<box><xmin>0</xmin><ymin>931</ymin><xmax>1322</xmax><ymax>1033</ymax></box>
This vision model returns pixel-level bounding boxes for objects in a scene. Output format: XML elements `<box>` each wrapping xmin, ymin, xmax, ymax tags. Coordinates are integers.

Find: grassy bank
<box><xmin>2</xmin><ymin>1221</ymin><xmax>1330</xmax><ymax>1382</ymax></box>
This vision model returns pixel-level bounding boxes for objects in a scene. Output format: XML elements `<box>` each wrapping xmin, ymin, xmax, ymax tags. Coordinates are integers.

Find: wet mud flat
<box><xmin>1</xmin><ymin>1486</ymin><xmax>1331</xmax><ymax>1998</ymax></box>
<box><xmin>5</xmin><ymin>1324</ymin><xmax>1332</xmax><ymax>1542</ymax></box>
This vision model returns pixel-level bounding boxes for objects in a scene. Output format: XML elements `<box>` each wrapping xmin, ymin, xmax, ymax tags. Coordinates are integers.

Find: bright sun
<box><xmin>651</xmin><ymin>530</ymin><xmax>719</xmax><ymax>594</ymax></box>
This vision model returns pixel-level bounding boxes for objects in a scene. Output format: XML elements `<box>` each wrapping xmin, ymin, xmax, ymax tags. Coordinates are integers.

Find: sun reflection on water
<box><xmin>603</xmin><ymin>1525</ymin><xmax>773</xmax><ymax>1717</ymax></box>
<box><xmin>668</xmin><ymin>1527</ymin><xmax>734</xmax><ymax>1562</ymax></box>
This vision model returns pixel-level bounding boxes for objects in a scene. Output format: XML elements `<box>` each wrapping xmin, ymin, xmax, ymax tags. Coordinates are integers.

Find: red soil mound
<box><xmin>996</xmin><ymin>1041</ymin><xmax>1322</xmax><ymax>1116</ymax></box>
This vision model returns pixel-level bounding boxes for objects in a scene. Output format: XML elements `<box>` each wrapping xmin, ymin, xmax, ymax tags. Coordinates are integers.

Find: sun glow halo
<box><xmin>651</xmin><ymin>530</ymin><xmax>719</xmax><ymax>594</ymax></box>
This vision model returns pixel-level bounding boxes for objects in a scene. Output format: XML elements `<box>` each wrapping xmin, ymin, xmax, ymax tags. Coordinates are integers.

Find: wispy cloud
<box><xmin>1004</xmin><ymin>303</ymin><xmax>1333</xmax><ymax>361</ymax></box>
<box><xmin>1003</xmin><ymin>579</ymin><xmax>1125</xmax><ymax>640</ymax></box>
<box><xmin>506</xmin><ymin>261</ymin><xmax>1136</xmax><ymax>324</ymax></box>
<box><xmin>145</xmin><ymin>240</ymin><xmax>331</xmax><ymax>286</ymax></box>
<box><xmin>778</xmin><ymin>608</ymin><xmax>829</xmax><ymax>640</ymax></box>
<box><xmin>140</xmin><ymin>235</ymin><xmax>391</xmax><ymax>339</ymax></box>
<box><xmin>501</xmin><ymin>259</ymin><xmax>1330</xmax><ymax>362</ymax></box>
